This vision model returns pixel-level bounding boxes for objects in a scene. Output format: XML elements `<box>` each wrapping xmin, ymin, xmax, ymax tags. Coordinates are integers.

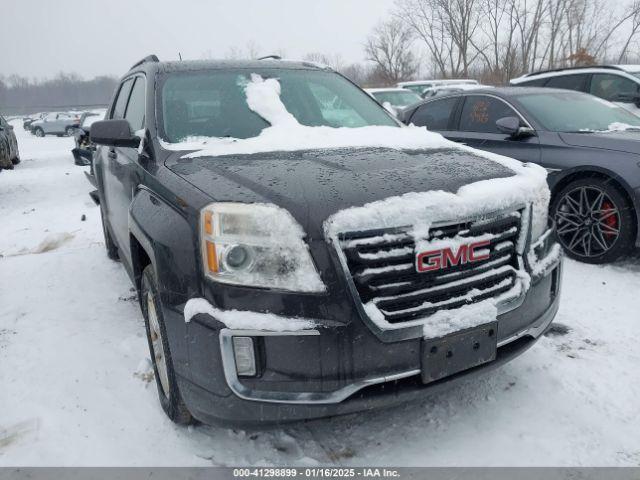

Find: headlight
<box><xmin>200</xmin><ymin>203</ymin><xmax>326</xmax><ymax>292</ymax></box>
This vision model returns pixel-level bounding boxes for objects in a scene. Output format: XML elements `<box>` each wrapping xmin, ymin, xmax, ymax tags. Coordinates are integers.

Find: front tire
<box><xmin>551</xmin><ymin>177</ymin><xmax>635</xmax><ymax>263</ymax></box>
<box><xmin>140</xmin><ymin>265</ymin><xmax>193</xmax><ymax>425</ymax></box>
<box><xmin>33</xmin><ymin>127</ymin><xmax>44</xmax><ymax>137</ymax></box>
<box><xmin>65</xmin><ymin>127</ymin><xmax>75</xmax><ymax>136</ymax></box>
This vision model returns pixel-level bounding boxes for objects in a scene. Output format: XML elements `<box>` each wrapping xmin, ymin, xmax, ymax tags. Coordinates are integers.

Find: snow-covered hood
<box><xmin>162</xmin><ymin>74</ymin><xmax>549</xmax><ymax>241</ymax></box>
<box><xmin>559</xmin><ymin>130</ymin><xmax>640</xmax><ymax>156</ymax></box>
<box><xmin>166</xmin><ymin>147</ymin><xmax>517</xmax><ymax>239</ymax></box>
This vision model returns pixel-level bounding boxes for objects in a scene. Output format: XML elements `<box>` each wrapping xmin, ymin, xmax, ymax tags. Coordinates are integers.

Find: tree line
<box><xmin>364</xmin><ymin>0</ymin><xmax>640</xmax><ymax>85</ymax></box>
<box><xmin>4</xmin><ymin>0</ymin><xmax>640</xmax><ymax>114</ymax></box>
<box><xmin>0</xmin><ymin>73</ymin><xmax>118</xmax><ymax>115</ymax></box>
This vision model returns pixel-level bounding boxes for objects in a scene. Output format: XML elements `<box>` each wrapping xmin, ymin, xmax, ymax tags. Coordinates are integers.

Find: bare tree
<box><xmin>303</xmin><ymin>52</ymin><xmax>345</xmax><ymax>70</ymax></box>
<box><xmin>397</xmin><ymin>0</ymin><xmax>482</xmax><ymax>77</ymax></box>
<box><xmin>617</xmin><ymin>1</ymin><xmax>640</xmax><ymax>62</ymax></box>
<box><xmin>390</xmin><ymin>0</ymin><xmax>640</xmax><ymax>84</ymax></box>
<box><xmin>365</xmin><ymin>18</ymin><xmax>419</xmax><ymax>84</ymax></box>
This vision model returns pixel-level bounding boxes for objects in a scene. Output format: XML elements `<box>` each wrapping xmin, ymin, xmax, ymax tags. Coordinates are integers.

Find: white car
<box><xmin>510</xmin><ymin>65</ymin><xmax>640</xmax><ymax>116</ymax></box>
<box><xmin>364</xmin><ymin>88</ymin><xmax>422</xmax><ymax>111</ymax></box>
<box><xmin>397</xmin><ymin>79</ymin><xmax>479</xmax><ymax>96</ymax></box>
<box><xmin>30</xmin><ymin>112</ymin><xmax>81</xmax><ymax>137</ymax></box>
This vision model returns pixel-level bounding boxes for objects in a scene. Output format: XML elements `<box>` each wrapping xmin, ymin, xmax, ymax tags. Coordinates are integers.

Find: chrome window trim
<box><xmin>459</xmin><ymin>93</ymin><xmax>534</xmax><ymax>131</ymax></box>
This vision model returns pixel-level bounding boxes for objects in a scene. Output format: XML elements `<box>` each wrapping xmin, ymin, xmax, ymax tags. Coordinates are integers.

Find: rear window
<box><xmin>516</xmin><ymin>78</ymin><xmax>548</xmax><ymax>87</ymax></box>
<box><xmin>545</xmin><ymin>74</ymin><xmax>588</xmax><ymax>91</ymax></box>
<box><xmin>159</xmin><ymin>69</ymin><xmax>397</xmax><ymax>142</ymax></box>
<box><xmin>410</xmin><ymin>97</ymin><xmax>458</xmax><ymax>130</ymax></box>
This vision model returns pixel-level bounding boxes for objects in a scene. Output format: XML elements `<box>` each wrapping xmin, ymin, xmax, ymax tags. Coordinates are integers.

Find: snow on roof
<box><xmin>398</xmin><ymin>79</ymin><xmax>479</xmax><ymax>87</ymax></box>
<box><xmin>428</xmin><ymin>84</ymin><xmax>493</xmax><ymax>92</ymax></box>
<box><xmin>612</xmin><ymin>64</ymin><xmax>640</xmax><ymax>73</ymax></box>
<box><xmin>511</xmin><ymin>65</ymin><xmax>640</xmax><ymax>84</ymax></box>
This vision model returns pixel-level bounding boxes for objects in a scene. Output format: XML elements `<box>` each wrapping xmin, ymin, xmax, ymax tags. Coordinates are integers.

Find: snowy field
<box><xmin>1</xmin><ymin>121</ymin><xmax>639</xmax><ymax>466</ymax></box>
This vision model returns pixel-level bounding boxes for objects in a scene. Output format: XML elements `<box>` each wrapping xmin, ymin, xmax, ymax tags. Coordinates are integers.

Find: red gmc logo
<box><xmin>416</xmin><ymin>240</ymin><xmax>491</xmax><ymax>273</ymax></box>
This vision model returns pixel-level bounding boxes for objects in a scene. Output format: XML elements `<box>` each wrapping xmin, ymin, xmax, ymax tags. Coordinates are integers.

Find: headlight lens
<box><xmin>200</xmin><ymin>203</ymin><xmax>326</xmax><ymax>292</ymax></box>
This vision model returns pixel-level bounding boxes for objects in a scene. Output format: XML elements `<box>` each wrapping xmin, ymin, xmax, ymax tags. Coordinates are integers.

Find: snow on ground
<box><xmin>1</xmin><ymin>121</ymin><xmax>639</xmax><ymax>466</ymax></box>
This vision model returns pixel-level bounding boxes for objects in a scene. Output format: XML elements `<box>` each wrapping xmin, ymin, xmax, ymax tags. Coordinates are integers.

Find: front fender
<box><xmin>128</xmin><ymin>186</ymin><xmax>201</xmax><ymax>306</ymax></box>
<box><xmin>129</xmin><ymin>187</ymin><xmax>201</xmax><ymax>377</ymax></box>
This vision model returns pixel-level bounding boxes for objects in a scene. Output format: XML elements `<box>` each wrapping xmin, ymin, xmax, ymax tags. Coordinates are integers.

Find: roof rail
<box><xmin>129</xmin><ymin>54</ymin><xmax>159</xmax><ymax>70</ymax></box>
<box><xmin>257</xmin><ymin>55</ymin><xmax>282</xmax><ymax>61</ymax></box>
<box><xmin>523</xmin><ymin>64</ymin><xmax>623</xmax><ymax>77</ymax></box>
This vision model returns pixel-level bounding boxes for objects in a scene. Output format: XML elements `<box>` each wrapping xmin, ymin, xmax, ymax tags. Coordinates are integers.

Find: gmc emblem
<box><xmin>416</xmin><ymin>240</ymin><xmax>491</xmax><ymax>273</ymax></box>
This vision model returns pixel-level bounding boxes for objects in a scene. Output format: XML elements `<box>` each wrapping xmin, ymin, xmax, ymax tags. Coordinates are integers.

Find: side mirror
<box><xmin>90</xmin><ymin>119</ymin><xmax>140</xmax><ymax>148</ymax></box>
<box><xmin>496</xmin><ymin>116</ymin><xmax>535</xmax><ymax>138</ymax></box>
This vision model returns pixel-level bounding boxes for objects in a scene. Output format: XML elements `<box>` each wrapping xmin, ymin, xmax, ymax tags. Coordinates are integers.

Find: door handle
<box><xmin>107</xmin><ymin>149</ymin><xmax>117</xmax><ymax>160</ymax></box>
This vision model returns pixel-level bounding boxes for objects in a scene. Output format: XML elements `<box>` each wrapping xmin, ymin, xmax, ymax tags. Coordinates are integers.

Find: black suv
<box><xmin>87</xmin><ymin>56</ymin><xmax>562</xmax><ymax>425</ymax></box>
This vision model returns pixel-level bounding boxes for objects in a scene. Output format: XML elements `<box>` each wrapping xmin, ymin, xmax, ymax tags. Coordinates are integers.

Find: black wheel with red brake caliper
<box><xmin>551</xmin><ymin>177</ymin><xmax>636</xmax><ymax>264</ymax></box>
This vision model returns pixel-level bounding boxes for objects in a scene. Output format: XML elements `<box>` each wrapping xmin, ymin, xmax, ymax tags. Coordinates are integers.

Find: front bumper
<box><xmin>173</xmin><ymin>258</ymin><xmax>562</xmax><ymax>425</ymax></box>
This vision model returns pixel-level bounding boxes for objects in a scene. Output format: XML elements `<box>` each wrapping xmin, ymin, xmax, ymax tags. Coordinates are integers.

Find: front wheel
<box><xmin>65</xmin><ymin>127</ymin><xmax>75</xmax><ymax>136</ymax></box>
<box><xmin>551</xmin><ymin>178</ymin><xmax>636</xmax><ymax>263</ymax></box>
<box><xmin>33</xmin><ymin>127</ymin><xmax>44</xmax><ymax>137</ymax></box>
<box><xmin>141</xmin><ymin>265</ymin><xmax>193</xmax><ymax>425</ymax></box>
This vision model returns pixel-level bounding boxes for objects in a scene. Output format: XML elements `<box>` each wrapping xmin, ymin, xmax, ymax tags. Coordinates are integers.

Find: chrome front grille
<box><xmin>338</xmin><ymin>210</ymin><xmax>524</xmax><ymax>325</ymax></box>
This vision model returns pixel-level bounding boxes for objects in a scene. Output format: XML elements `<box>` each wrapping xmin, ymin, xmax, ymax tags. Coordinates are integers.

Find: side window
<box><xmin>111</xmin><ymin>78</ymin><xmax>134</xmax><ymax>120</ymax></box>
<box><xmin>459</xmin><ymin>95</ymin><xmax>518</xmax><ymax>134</ymax></box>
<box><xmin>545</xmin><ymin>74</ymin><xmax>588</xmax><ymax>91</ymax></box>
<box><xmin>409</xmin><ymin>97</ymin><xmax>458</xmax><ymax>130</ymax></box>
<box><xmin>125</xmin><ymin>77</ymin><xmax>146</xmax><ymax>131</ymax></box>
<box><xmin>590</xmin><ymin>74</ymin><xmax>639</xmax><ymax>102</ymax></box>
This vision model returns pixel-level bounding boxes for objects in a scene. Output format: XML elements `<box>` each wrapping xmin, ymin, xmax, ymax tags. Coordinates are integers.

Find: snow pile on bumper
<box><xmin>184</xmin><ymin>297</ymin><xmax>315</xmax><ymax>331</ymax></box>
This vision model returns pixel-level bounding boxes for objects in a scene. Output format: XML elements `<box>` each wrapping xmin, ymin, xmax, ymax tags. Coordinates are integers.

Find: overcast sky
<box><xmin>2</xmin><ymin>0</ymin><xmax>395</xmax><ymax>79</ymax></box>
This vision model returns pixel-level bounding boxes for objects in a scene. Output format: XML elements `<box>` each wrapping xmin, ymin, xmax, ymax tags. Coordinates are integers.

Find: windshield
<box><xmin>515</xmin><ymin>91</ymin><xmax>640</xmax><ymax>132</ymax></box>
<box><xmin>372</xmin><ymin>90</ymin><xmax>421</xmax><ymax>107</ymax></box>
<box><xmin>159</xmin><ymin>69</ymin><xmax>397</xmax><ymax>142</ymax></box>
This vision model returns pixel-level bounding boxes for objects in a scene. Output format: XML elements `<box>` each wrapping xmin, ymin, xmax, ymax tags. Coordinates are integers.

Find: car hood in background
<box><xmin>165</xmin><ymin>147</ymin><xmax>515</xmax><ymax>239</ymax></box>
<box><xmin>559</xmin><ymin>131</ymin><xmax>640</xmax><ymax>155</ymax></box>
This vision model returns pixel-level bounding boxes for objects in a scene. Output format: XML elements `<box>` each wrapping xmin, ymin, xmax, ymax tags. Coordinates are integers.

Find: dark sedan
<box><xmin>399</xmin><ymin>87</ymin><xmax>640</xmax><ymax>263</ymax></box>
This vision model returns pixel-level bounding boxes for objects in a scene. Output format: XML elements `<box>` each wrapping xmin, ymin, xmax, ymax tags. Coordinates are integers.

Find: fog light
<box><xmin>232</xmin><ymin>336</ymin><xmax>256</xmax><ymax>377</ymax></box>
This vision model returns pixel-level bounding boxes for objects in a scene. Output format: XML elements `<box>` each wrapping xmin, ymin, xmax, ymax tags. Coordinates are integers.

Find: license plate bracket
<box><xmin>421</xmin><ymin>321</ymin><xmax>498</xmax><ymax>384</ymax></box>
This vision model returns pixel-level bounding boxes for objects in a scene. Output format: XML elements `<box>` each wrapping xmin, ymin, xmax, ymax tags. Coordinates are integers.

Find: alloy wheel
<box><xmin>554</xmin><ymin>186</ymin><xmax>620</xmax><ymax>258</ymax></box>
<box><xmin>147</xmin><ymin>292</ymin><xmax>170</xmax><ymax>398</ymax></box>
